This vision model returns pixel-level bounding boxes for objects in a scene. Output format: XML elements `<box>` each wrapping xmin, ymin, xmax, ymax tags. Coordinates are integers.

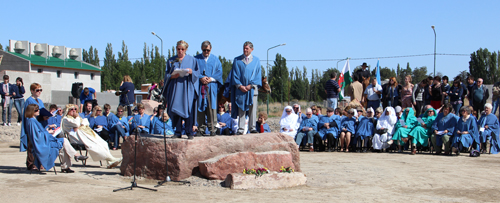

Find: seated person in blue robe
<box><xmin>37</xmin><ymin>108</ymin><xmax>53</xmax><ymax>129</ymax></box>
<box><xmin>431</xmin><ymin>104</ymin><xmax>458</xmax><ymax>155</ymax></box>
<box><xmin>452</xmin><ymin>106</ymin><xmax>479</xmax><ymax>155</ymax></box>
<box><xmin>108</xmin><ymin>106</ymin><xmax>130</xmax><ymax>150</ymax></box>
<box><xmin>47</xmin><ymin>104</ymin><xmax>61</xmax><ymax>128</ymax></box>
<box><xmin>317</xmin><ymin>107</ymin><xmax>341</xmax><ymax>152</ymax></box>
<box><xmin>127</xmin><ymin>106</ymin><xmax>139</xmax><ymax>132</ymax></box>
<box><xmin>477</xmin><ymin>103</ymin><xmax>500</xmax><ymax>154</ymax></box>
<box><xmin>88</xmin><ymin>105</ymin><xmax>110</xmax><ymax>142</ymax></box>
<box><xmin>217</xmin><ymin>105</ymin><xmax>233</xmax><ymax>135</ymax></box>
<box><xmin>79</xmin><ymin>100</ymin><xmax>93</xmax><ymax>120</ymax></box>
<box><xmin>132</xmin><ymin>104</ymin><xmax>150</xmax><ymax>134</ymax></box>
<box><xmin>295</xmin><ymin>108</ymin><xmax>318</xmax><ymax>151</ymax></box>
<box><xmin>355</xmin><ymin>107</ymin><xmax>376</xmax><ymax>152</ymax></box>
<box><xmin>256</xmin><ymin>112</ymin><xmax>271</xmax><ymax>133</ymax></box>
<box><xmin>152</xmin><ymin>112</ymin><xmax>174</xmax><ymax>135</ymax></box>
<box><xmin>24</xmin><ymin>104</ymin><xmax>63</xmax><ymax>171</ymax></box>
<box><xmin>339</xmin><ymin>108</ymin><xmax>357</xmax><ymax>152</ymax></box>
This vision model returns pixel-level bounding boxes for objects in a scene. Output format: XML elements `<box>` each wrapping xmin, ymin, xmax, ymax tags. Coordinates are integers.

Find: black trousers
<box><xmin>217</xmin><ymin>128</ymin><xmax>231</xmax><ymax>135</ymax></box>
<box><xmin>96</xmin><ymin>128</ymin><xmax>110</xmax><ymax>141</ymax></box>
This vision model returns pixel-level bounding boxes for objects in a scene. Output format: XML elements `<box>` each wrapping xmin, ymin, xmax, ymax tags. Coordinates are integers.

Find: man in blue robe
<box><xmin>132</xmin><ymin>104</ymin><xmax>151</xmax><ymax>134</ymax></box>
<box><xmin>163</xmin><ymin>40</ymin><xmax>200</xmax><ymax>139</ymax></box>
<box><xmin>195</xmin><ymin>41</ymin><xmax>223</xmax><ymax>137</ymax></box>
<box><xmin>79</xmin><ymin>101</ymin><xmax>93</xmax><ymax>120</ymax></box>
<box><xmin>295</xmin><ymin>108</ymin><xmax>318</xmax><ymax>151</ymax></box>
<box><xmin>108</xmin><ymin>106</ymin><xmax>129</xmax><ymax>150</ymax></box>
<box><xmin>79</xmin><ymin>87</ymin><xmax>96</xmax><ymax>113</ymax></box>
<box><xmin>477</xmin><ymin>103</ymin><xmax>500</xmax><ymax>154</ymax></box>
<box><xmin>230</xmin><ymin>41</ymin><xmax>262</xmax><ymax>135</ymax></box>
<box><xmin>317</xmin><ymin>107</ymin><xmax>341</xmax><ymax>152</ymax></box>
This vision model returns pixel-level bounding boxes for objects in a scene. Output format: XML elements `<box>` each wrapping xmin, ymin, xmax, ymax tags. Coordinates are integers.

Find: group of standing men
<box><xmin>162</xmin><ymin>40</ymin><xmax>261</xmax><ymax>139</ymax></box>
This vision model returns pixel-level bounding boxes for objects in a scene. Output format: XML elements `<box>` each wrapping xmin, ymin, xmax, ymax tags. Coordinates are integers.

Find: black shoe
<box><xmin>236</xmin><ymin>132</ymin><xmax>243</xmax><ymax>135</ymax></box>
<box><xmin>210</xmin><ymin>132</ymin><xmax>216</xmax><ymax>136</ymax></box>
<box><xmin>250</xmin><ymin>130</ymin><xmax>259</xmax><ymax>134</ymax></box>
<box><xmin>196</xmin><ymin>131</ymin><xmax>204</xmax><ymax>137</ymax></box>
<box><xmin>172</xmin><ymin>135</ymin><xmax>182</xmax><ymax>139</ymax></box>
<box><xmin>61</xmin><ymin>168</ymin><xmax>75</xmax><ymax>173</ymax></box>
<box><xmin>188</xmin><ymin>135</ymin><xmax>194</xmax><ymax>140</ymax></box>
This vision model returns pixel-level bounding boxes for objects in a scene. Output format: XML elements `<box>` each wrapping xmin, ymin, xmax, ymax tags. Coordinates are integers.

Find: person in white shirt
<box><xmin>362</xmin><ymin>78</ymin><xmax>382</xmax><ymax>110</ymax></box>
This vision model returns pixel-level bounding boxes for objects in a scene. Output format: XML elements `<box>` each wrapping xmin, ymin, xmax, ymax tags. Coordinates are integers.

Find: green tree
<box><xmin>0</xmin><ymin>43</ymin><xmax>3</xmax><ymax>50</ymax></box>
<box><xmin>102</xmin><ymin>43</ymin><xmax>116</xmax><ymax>90</ymax></box>
<box><xmin>412</xmin><ymin>66</ymin><xmax>428</xmax><ymax>84</ymax></box>
<box><xmin>269</xmin><ymin>53</ymin><xmax>289</xmax><ymax>103</ymax></box>
<box><xmin>370</xmin><ymin>66</ymin><xmax>397</xmax><ymax>81</ymax></box>
<box><xmin>469</xmin><ymin>48</ymin><xmax>499</xmax><ymax>84</ymax></box>
<box><xmin>318</xmin><ymin>68</ymin><xmax>341</xmax><ymax>100</ymax></box>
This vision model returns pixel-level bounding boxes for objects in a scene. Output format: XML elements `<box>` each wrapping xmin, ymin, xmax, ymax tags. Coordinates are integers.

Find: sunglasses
<box><xmin>118</xmin><ymin>110</ymin><xmax>124</xmax><ymax>112</ymax></box>
<box><xmin>203</xmin><ymin>49</ymin><xmax>211</xmax><ymax>52</ymax></box>
<box><xmin>327</xmin><ymin>111</ymin><xmax>333</xmax><ymax>113</ymax></box>
<box><xmin>69</xmin><ymin>108</ymin><xmax>77</xmax><ymax>111</ymax></box>
<box><xmin>286</xmin><ymin>110</ymin><xmax>292</xmax><ymax>113</ymax></box>
<box><xmin>311</xmin><ymin>109</ymin><xmax>316</xmax><ymax>111</ymax></box>
<box><xmin>96</xmin><ymin>110</ymin><xmax>102</xmax><ymax>112</ymax></box>
<box><xmin>306</xmin><ymin>113</ymin><xmax>312</xmax><ymax>116</ymax></box>
<box><xmin>367</xmin><ymin>111</ymin><xmax>373</xmax><ymax>113</ymax></box>
<box><xmin>293</xmin><ymin>107</ymin><xmax>299</xmax><ymax>109</ymax></box>
<box><xmin>34</xmin><ymin>109</ymin><xmax>39</xmax><ymax>112</ymax></box>
<box><xmin>35</xmin><ymin>89</ymin><xmax>43</xmax><ymax>92</ymax></box>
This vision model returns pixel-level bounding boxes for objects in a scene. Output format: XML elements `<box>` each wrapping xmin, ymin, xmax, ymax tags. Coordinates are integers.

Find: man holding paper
<box><xmin>431</xmin><ymin>104</ymin><xmax>458</xmax><ymax>155</ymax></box>
<box><xmin>408</xmin><ymin>108</ymin><xmax>437</xmax><ymax>155</ymax></box>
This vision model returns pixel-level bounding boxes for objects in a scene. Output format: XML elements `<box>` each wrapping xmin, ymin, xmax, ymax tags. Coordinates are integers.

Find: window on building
<box><xmin>37</xmin><ymin>69</ymin><xmax>43</xmax><ymax>73</ymax></box>
<box><xmin>57</xmin><ymin>70</ymin><xmax>61</xmax><ymax>78</ymax></box>
<box><xmin>74</xmin><ymin>72</ymin><xmax>79</xmax><ymax>79</ymax></box>
<box><xmin>90</xmin><ymin>73</ymin><xmax>94</xmax><ymax>80</ymax></box>
<box><xmin>136</xmin><ymin>95</ymin><xmax>142</xmax><ymax>103</ymax></box>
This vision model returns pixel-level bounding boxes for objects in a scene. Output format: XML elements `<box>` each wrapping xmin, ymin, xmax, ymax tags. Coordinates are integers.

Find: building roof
<box><xmin>8</xmin><ymin>51</ymin><xmax>102</xmax><ymax>72</ymax></box>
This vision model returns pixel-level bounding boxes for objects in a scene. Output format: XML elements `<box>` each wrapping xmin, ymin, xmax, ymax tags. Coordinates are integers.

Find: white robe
<box><xmin>280</xmin><ymin>106</ymin><xmax>299</xmax><ymax>138</ymax></box>
<box><xmin>373</xmin><ymin>107</ymin><xmax>397</xmax><ymax>150</ymax></box>
<box><xmin>62</xmin><ymin>116</ymin><xmax>117</xmax><ymax>162</ymax></box>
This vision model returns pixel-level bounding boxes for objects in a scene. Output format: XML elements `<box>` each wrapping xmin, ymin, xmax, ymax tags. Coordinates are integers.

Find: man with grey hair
<box><xmin>195</xmin><ymin>41</ymin><xmax>223</xmax><ymax>136</ymax></box>
<box><xmin>230</xmin><ymin>41</ymin><xmax>262</xmax><ymax>134</ymax></box>
<box><xmin>471</xmin><ymin>78</ymin><xmax>489</xmax><ymax>117</ymax></box>
<box><xmin>295</xmin><ymin>108</ymin><xmax>318</xmax><ymax>152</ymax></box>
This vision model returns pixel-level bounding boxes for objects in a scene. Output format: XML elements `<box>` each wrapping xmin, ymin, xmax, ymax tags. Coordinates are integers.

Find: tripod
<box><xmin>113</xmin><ymin>92</ymin><xmax>157</xmax><ymax>192</ymax></box>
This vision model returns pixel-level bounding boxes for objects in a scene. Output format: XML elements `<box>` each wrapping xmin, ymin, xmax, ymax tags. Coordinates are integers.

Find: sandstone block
<box><xmin>225</xmin><ymin>172</ymin><xmax>307</xmax><ymax>189</ymax></box>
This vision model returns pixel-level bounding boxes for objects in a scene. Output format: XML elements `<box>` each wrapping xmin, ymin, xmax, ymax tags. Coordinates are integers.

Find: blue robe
<box><xmin>296</xmin><ymin>116</ymin><xmax>319</xmax><ymax>145</ymax></box>
<box><xmin>317</xmin><ymin>114</ymin><xmax>341</xmax><ymax>139</ymax></box>
<box><xmin>478</xmin><ymin>113</ymin><xmax>500</xmax><ymax>154</ymax></box>
<box><xmin>133</xmin><ymin>114</ymin><xmax>151</xmax><ymax>133</ymax></box>
<box><xmin>79</xmin><ymin>112</ymin><xmax>92</xmax><ymax>120</ymax></box>
<box><xmin>152</xmin><ymin>118</ymin><xmax>174</xmax><ymax>135</ymax></box>
<box><xmin>355</xmin><ymin>116</ymin><xmax>376</xmax><ymax>140</ymax></box>
<box><xmin>230</xmin><ymin>54</ymin><xmax>262</xmax><ymax>118</ymax></box>
<box><xmin>47</xmin><ymin>115</ymin><xmax>62</xmax><ymax>128</ymax></box>
<box><xmin>431</xmin><ymin>113</ymin><xmax>458</xmax><ymax>147</ymax></box>
<box><xmin>105</xmin><ymin>112</ymin><xmax>116</xmax><ymax>128</ymax></box>
<box><xmin>195</xmin><ymin>54</ymin><xmax>223</xmax><ymax>111</ymax></box>
<box><xmin>341</xmin><ymin>117</ymin><xmax>357</xmax><ymax>134</ymax></box>
<box><xmin>452</xmin><ymin>116</ymin><xmax>479</xmax><ymax>149</ymax></box>
<box><xmin>25</xmin><ymin>117</ymin><xmax>63</xmax><ymax>170</ymax></box>
<box><xmin>108</xmin><ymin>114</ymin><xmax>130</xmax><ymax>137</ymax></box>
<box><xmin>256</xmin><ymin>122</ymin><xmax>271</xmax><ymax>133</ymax></box>
<box><xmin>163</xmin><ymin>54</ymin><xmax>199</xmax><ymax>119</ymax></box>
<box><xmin>217</xmin><ymin>112</ymin><xmax>233</xmax><ymax>134</ymax></box>
<box><xmin>89</xmin><ymin>116</ymin><xmax>109</xmax><ymax>131</ymax></box>
<box><xmin>20</xmin><ymin>96</ymin><xmax>45</xmax><ymax>152</ymax></box>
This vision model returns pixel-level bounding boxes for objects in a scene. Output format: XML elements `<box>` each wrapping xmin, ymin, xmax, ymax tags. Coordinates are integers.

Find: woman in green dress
<box><xmin>408</xmin><ymin>108</ymin><xmax>437</xmax><ymax>155</ymax></box>
<box><xmin>392</xmin><ymin>107</ymin><xmax>417</xmax><ymax>152</ymax></box>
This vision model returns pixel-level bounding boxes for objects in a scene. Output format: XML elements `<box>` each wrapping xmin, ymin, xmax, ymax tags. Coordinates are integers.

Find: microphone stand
<box><xmin>113</xmin><ymin>94</ymin><xmax>157</xmax><ymax>192</ymax></box>
<box><xmin>155</xmin><ymin>101</ymin><xmax>191</xmax><ymax>187</ymax></box>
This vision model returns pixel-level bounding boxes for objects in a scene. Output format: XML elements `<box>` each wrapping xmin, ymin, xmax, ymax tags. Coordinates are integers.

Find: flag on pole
<box><xmin>375</xmin><ymin>59</ymin><xmax>381</xmax><ymax>86</ymax></box>
<box><xmin>338</xmin><ymin>59</ymin><xmax>352</xmax><ymax>101</ymax></box>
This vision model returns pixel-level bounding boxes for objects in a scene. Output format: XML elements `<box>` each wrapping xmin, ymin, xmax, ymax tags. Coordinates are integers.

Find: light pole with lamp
<box><xmin>431</xmin><ymin>25</ymin><xmax>436</xmax><ymax>77</ymax></box>
<box><xmin>151</xmin><ymin>32</ymin><xmax>164</xmax><ymax>78</ymax></box>
<box><xmin>266</xmin><ymin>43</ymin><xmax>286</xmax><ymax>114</ymax></box>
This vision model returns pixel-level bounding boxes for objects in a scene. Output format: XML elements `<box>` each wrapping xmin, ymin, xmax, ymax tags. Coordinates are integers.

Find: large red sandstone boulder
<box><xmin>120</xmin><ymin>133</ymin><xmax>300</xmax><ymax>181</ymax></box>
<box><xmin>199</xmin><ymin>151</ymin><xmax>295</xmax><ymax>180</ymax></box>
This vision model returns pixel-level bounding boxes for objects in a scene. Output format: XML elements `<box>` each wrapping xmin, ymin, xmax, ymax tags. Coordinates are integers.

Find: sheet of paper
<box><xmin>172</xmin><ymin>69</ymin><xmax>189</xmax><ymax>77</ymax></box>
<box><xmin>417</xmin><ymin>118</ymin><xmax>425</xmax><ymax>125</ymax></box>
<box><xmin>52</xmin><ymin>127</ymin><xmax>62</xmax><ymax>137</ymax></box>
<box><xmin>436</xmin><ymin>131</ymin><xmax>446</xmax><ymax>135</ymax></box>
<box><xmin>480</xmin><ymin>127</ymin><xmax>485</xmax><ymax>132</ymax></box>
<box><xmin>399</xmin><ymin>119</ymin><xmax>406</xmax><ymax>126</ymax></box>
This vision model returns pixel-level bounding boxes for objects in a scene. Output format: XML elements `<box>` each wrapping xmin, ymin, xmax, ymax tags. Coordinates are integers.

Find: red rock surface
<box><xmin>120</xmin><ymin>133</ymin><xmax>300</xmax><ymax>181</ymax></box>
<box><xmin>225</xmin><ymin>172</ymin><xmax>307</xmax><ymax>189</ymax></box>
<box><xmin>199</xmin><ymin>151</ymin><xmax>295</xmax><ymax>180</ymax></box>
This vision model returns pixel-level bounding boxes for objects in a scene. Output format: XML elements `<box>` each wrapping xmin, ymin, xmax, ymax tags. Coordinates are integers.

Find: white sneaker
<box><xmin>8</xmin><ymin>123</ymin><xmax>11</xmax><ymax>126</ymax></box>
<box><xmin>16</xmin><ymin>123</ymin><xmax>20</xmax><ymax>126</ymax></box>
<box><xmin>3</xmin><ymin>123</ymin><xmax>6</xmax><ymax>126</ymax></box>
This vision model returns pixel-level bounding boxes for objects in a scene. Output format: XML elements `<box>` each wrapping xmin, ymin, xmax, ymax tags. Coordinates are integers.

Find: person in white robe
<box><xmin>61</xmin><ymin>104</ymin><xmax>122</xmax><ymax>168</ymax></box>
<box><xmin>280</xmin><ymin>106</ymin><xmax>299</xmax><ymax>138</ymax></box>
<box><xmin>372</xmin><ymin>107</ymin><xmax>397</xmax><ymax>151</ymax></box>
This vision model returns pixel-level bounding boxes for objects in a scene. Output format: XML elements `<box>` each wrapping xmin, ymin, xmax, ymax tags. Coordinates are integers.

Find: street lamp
<box><xmin>336</xmin><ymin>57</ymin><xmax>349</xmax><ymax>69</ymax></box>
<box><xmin>266</xmin><ymin>43</ymin><xmax>286</xmax><ymax>114</ymax></box>
<box><xmin>151</xmin><ymin>31</ymin><xmax>164</xmax><ymax>78</ymax></box>
<box><xmin>431</xmin><ymin>25</ymin><xmax>436</xmax><ymax>77</ymax></box>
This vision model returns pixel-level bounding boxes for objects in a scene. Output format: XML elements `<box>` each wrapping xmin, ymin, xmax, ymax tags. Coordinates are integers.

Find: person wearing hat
<box><xmin>395</xmin><ymin>106</ymin><xmax>403</xmax><ymax>119</ymax></box>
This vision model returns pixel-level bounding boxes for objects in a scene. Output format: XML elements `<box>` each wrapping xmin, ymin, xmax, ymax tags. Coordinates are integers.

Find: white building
<box><xmin>0</xmin><ymin>39</ymin><xmax>101</xmax><ymax>104</ymax></box>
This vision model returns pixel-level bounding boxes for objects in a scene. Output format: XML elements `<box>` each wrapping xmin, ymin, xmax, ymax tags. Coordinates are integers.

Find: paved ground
<box><xmin>1</xmin><ymin>140</ymin><xmax>500</xmax><ymax>202</ymax></box>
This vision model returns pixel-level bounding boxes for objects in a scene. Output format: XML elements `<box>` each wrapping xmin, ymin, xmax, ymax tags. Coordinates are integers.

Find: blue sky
<box><xmin>2</xmin><ymin>0</ymin><xmax>499</xmax><ymax>81</ymax></box>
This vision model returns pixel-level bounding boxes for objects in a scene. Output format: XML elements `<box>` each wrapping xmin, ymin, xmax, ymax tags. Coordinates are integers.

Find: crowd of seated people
<box><xmin>279</xmin><ymin>102</ymin><xmax>500</xmax><ymax>156</ymax></box>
